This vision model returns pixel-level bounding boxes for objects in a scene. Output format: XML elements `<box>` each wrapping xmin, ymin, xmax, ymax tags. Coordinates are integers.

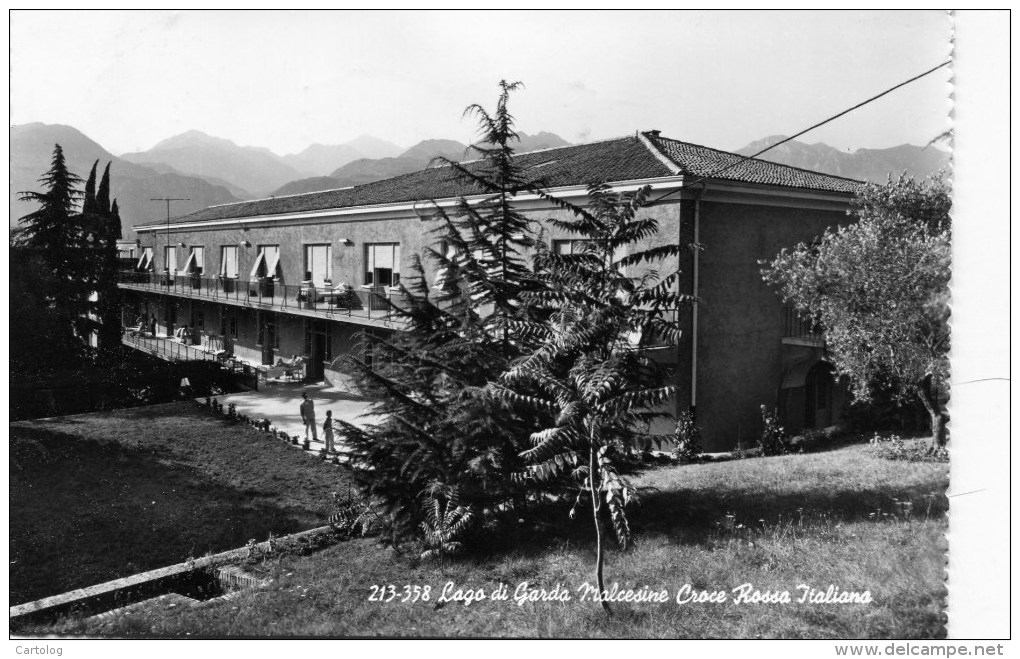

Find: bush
<box><xmin>758</xmin><ymin>405</ymin><xmax>791</xmax><ymax>456</ymax></box>
<box><xmin>672</xmin><ymin>411</ymin><xmax>703</xmax><ymax>462</ymax></box>
<box><xmin>868</xmin><ymin>433</ymin><xmax>948</xmax><ymax>463</ymax></box>
<box><xmin>788</xmin><ymin>426</ymin><xmax>846</xmax><ymax>452</ymax></box>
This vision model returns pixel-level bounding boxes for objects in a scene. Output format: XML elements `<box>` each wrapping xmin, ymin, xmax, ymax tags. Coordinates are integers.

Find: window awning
<box><xmin>137</xmin><ymin>251</ymin><xmax>151</xmax><ymax>270</ymax></box>
<box><xmin>265</xmin><ymin>250</ymin><xmax>281</xmax><ymax>278</ymax></box>
<box><xmin>249</xmin><ymin>251</ymin><xmax>266</xmax><ymax>279</ymax></box>
<box><xmin>181</xmin><ymin>250</ymin><xmax>197</xmax><ymax>273</ymax></box>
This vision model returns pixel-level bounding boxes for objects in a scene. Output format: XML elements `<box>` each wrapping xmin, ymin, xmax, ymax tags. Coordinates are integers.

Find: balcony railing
<box><xmin>782</xmin><ymin>305</ymin><xmax>825</xmax><ymax>344</ymax></box>
<box><xmin>118</xmin><ymin>271</ymin><xmax>407</xmax><ymax>324</ymax></box>
<box><xmin>122</xmin><ymin>332</ymin><xmax>221</xmax><ymax>363</ymax></box>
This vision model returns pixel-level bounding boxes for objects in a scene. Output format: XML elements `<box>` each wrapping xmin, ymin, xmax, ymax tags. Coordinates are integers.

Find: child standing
<box><xmin>323</xmin><ymin>410</ymin><xmax>335</xmax><ymax>454</ymax></box>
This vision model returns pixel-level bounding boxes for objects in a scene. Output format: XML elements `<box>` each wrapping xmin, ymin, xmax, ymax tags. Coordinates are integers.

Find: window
<box><xmin>552</xmin><ymin>239</ymin><xmax>595</xmax><ymax>255</ymax></box>
<box><xmin>304</xmin><ymin>244</ymin><xmax>333</xmax><ymax>286</ymax></box>
<box><xmin>433</xmin><ymin>241</ymin><xmax>459</xmax><ymax>289</ymax></box>
<box><xmin>192</xmin><ymin>247</ymin><xmax>204</xmax><ymax>274</ymax></box>
<box><xmin>257</xmin><ymin>311</ymin><xmax>278</xmax><ymax>348</ymax></box>
<box><xmin>552</xmin><ymin>239</ymin><xmax>627</xmax><ymax>272</ymax></box>
<box><xmin>250</xmin><ymin>245</ymin><xmax>281</xmax><ymax>279</ymax></box>
<box><xmin>221</xmin><ymin>307</ymin><xmax>237</xmax><ymax>338</ymax></box>
<box><xmin>182</xmin><ymin>246</ymin><xmax>205</xmax><ymax>274</ymax></box>
<box><xmin>365</xmin><ymin>243</ymin><xmax>401</xmax><ymax>287</ymax></box>
<box><xmin>164</xmin><ymin>246</ymin><xmax>178</xmax><ymax>274</ymax></box>
<box><xmin>220</xmin><ymin>245</ymin><xmax>238</xmax><ymax>278</ymax></box>
<box><xmin>137</xmin><ymin>246</ymin><xmax>153</xmax><ymax>271</ymax></box>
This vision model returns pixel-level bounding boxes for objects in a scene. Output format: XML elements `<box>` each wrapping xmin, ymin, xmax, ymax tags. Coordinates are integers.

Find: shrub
<box><xmin>672</xmin><ymin>411</ymin><xmax>703</xmax><ymax>462</ymax></box>
<box><xmin>758</xmin><ymin>405</ymin><xmax>791</xmax><ymax>456</ymax></box>
<box><xmin>868</xmin><ymin>433</ymin><xmax>948</xmax><ymax>463</ymax></box>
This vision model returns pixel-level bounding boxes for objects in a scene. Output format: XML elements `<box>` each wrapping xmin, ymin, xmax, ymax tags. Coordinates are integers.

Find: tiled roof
<box><xmin>140</xmin><ymin>133</ymin><xmax>860</xmax><ymax>228</ymax></box>
<box><xmin>646</xmin><ymin>133</ymin><xmax>863</xmax><ymax>194</ymax></box>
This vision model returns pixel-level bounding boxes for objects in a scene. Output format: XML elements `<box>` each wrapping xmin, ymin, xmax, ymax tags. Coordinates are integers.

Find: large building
<box><xmin>119</xmin><ymin>131</ymin><xmax>862</xmax><ymax>451</ymax></box>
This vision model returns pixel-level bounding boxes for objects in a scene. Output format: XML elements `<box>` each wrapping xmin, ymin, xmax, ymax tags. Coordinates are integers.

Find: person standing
<box><xmin>299</xmin><ymin>392</ymin><xmax>318</xmax><ymax>442</ymax></box>
<box><xmin>323</xmin><ymin>410</ymin><xmax>335</xmax><ymax>454</ymax></box>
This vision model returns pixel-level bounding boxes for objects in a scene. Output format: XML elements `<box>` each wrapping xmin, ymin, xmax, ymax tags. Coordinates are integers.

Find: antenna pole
<box><xmin>151</xmin><ymin>198</ymin><xmax>190</xmax><ymax>270</ymax></box>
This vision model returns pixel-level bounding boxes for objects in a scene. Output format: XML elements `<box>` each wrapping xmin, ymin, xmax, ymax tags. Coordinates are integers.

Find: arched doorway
<box><xmin>804</xmin><ymin>361</ymin><xmax>835</xmax><ymax>429</ymax></box>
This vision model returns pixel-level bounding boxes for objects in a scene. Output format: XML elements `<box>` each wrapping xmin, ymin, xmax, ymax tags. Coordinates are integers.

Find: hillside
<box><xmin>273</xmin><ymin>176</ymin><xmax>349</xmax><ymax>197</ymax></box>
<box><xmin>121</xmin><ymin>130</ymin><xmax>303</xmax><ymax>196</ymax></box>
<box><xmin>290</xmin><ymin>131</ymin><xmax>573</xmax><ymax>194</ymax></box>
<box><xmin>736</xmin><ymin>136</ymin><xmax>951</xmax><ymax>182</ymax></box>
<box><xmin>281</xmin><ymin>143</ymin><xmax>366</xmax><ymax>177</ymax></box>
<box><xmin>11</xmin><ymin>123</ymin><xmax>241</xmax><ymax>239</ymax></box>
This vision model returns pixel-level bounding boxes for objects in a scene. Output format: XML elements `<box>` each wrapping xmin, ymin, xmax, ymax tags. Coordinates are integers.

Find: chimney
<box><xmin>646</xmin><ymin>129</ymin><xmax>661</xmax><ymax>138</ymax></box>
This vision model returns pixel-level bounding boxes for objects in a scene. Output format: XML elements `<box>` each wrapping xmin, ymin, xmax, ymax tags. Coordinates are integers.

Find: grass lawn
<box><xmin>10</xmin><ymin>402</ymin><xmax>350</xmax><ymax>606</ymax></box>
<box><xmin>38</xmin><ymin>442</ymin><xmax>948</xmax><ymax>639</ymax></box>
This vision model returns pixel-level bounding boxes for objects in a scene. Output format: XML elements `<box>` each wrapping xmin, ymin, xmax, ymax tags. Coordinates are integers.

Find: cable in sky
<box><xmin>652</xmin><ymin>59</ymin><xmax>953</xmax><ymax>204</ymax></box>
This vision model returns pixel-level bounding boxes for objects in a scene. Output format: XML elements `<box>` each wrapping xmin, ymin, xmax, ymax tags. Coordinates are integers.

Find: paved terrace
<box><xmin>208</xmin><ymin>381</ymin><xmax>381</xmax><ymax>457</ymax></box>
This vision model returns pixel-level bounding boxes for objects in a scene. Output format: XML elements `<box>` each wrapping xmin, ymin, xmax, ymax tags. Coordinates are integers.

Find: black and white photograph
<box><xmin>6</xmin><ymin>8</ymin><xmax>1010</xmax><ymax>649</ymax></box>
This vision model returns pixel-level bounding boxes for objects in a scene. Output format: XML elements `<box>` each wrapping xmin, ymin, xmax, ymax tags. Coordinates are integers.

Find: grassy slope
<box><xmin>46</xmin><ymin>443</ymin><xmax>948</xmax><ymax>639</ymax></box>
<box><xmin>10</xmin><ymin>403</ymin><xmax>350</xmax><ymax>605</ymax></box>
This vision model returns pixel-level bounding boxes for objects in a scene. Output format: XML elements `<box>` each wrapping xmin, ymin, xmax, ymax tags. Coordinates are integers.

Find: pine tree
<box><xmin>15</xmin><ymin>144</ymin><xmax>93</xmax><ymax>358</ymax></box>
<box><xmin>335</xmin><ymin>82</ymin><xmax>555</xmax><ymax>537</ymax></box>
<box><xmin>428</xmin><ymin>80</ymin><xmax>545</xmax><ymax>356</ymax></box>
<box><xmin>16</xmin><ymin>144</ymin><xmax>85</xmax><ymax>275</ymax></box>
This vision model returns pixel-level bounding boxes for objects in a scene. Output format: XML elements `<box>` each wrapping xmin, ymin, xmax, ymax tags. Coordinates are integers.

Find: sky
<box><xmin>10</xmin><ymin>10</ymin><xmax>952</xmax><ymax>157</ymax></box>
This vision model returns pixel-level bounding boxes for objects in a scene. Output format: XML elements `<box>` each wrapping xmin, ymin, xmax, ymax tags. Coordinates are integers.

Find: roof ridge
<box><xmin>207</xmin><ymin>186</ymin><xmax>358</xmax><ymax>208</ymax></box>
<box><xmin>637</xmin><ymin>130</ymin><xmax>684</xmax><ymax>176</ymax></box>
<box><xmin>447</xmin><ymin>134</ymin><xmax>642</xmax><ymax>168</ymax></box>
<box><xmin>652</xmin><ymin>135</ymin><xmax>865</xmax><ymax>185</ymax></box>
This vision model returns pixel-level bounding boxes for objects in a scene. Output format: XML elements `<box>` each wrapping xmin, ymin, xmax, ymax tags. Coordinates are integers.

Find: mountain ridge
<box><xmin>734</xmin><ymin>135</ymin><xmax>950</xmax><ymax>182</ymax></box>
<box><xmin>10</xmin><ymin>123</ymin><xmax>243</xmax><ymax>239</ymax></box>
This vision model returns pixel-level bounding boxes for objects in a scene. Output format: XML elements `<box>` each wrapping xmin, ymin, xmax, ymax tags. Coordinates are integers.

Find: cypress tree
<box><xmin>82</xmin><ymin>160</ymin><xmax>99</xmax><ymax>215</ymax></box>
<box><xmin>96</xmin><ymin>195</ymin><xmax>124</xmax><ymax>353</ymax></box>
<box><xmin>96</xmin><ymin>162</ymin><xmax>111</xmax><ymax>215</ymax></box>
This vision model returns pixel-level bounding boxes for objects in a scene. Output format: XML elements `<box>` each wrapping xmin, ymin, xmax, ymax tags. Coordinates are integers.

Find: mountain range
<box><xmin>11</xmin><ymin>124</ymin><xmax>242</xmax><ymax>240</ymax></box>
<box><xmin>735</xmin><ymin>135</ymin><xmax>950</xmax><ymax>183</ymax></box>
<box><xmin>10</xmin><ymin>124</ymin><xmax>950</xmax><ymax>240</ymax></box>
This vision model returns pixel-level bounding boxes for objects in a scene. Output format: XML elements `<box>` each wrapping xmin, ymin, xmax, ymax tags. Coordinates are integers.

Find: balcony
<box><xmin>782</xmin><ymin>305</ymin><xmax>825</xmax><ymax>347</ymax></box>
<box><xmin>118</xmin><ymin>271</ymin><xmax>408</xmax><ymax>329</ymax></box>
<box><xmin>122</xmin><ymin>332</ymin><xmax>223</xmax><ymax>364</ymax></box>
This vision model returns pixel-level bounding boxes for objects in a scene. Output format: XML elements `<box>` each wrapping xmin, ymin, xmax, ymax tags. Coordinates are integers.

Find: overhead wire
<box><xmin>651</xmin><ymin>59</ymin><xmax>953</xmax><ymax>204</ymax></box>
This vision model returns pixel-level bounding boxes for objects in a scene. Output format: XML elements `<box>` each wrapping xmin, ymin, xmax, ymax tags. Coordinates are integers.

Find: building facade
<box><xmin>119</xmin><ymin>132</ymin><xmax>861</xmax><ymax>450</ymax></box>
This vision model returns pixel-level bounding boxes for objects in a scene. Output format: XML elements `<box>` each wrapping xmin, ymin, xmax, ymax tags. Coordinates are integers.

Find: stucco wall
<box><xmin>144</xmin><ymin>217</ymin><xmax>426</xmax><ymax>290</ymax></box>
<box><xmin>693</xmin><ymin>201</ymin><xmax>847</xmax><ymax>450</ymax></box>
<box><xmin>130</xmin><ymin>192</ymin><xmax>848</xmax><ymax>449</ymax></box>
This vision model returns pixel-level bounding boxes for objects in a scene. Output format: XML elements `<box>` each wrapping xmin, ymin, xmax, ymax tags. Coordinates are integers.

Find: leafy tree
<box><xmin>9</xmin><ymin>248</ymin><xmax>82</xmax><ymax>375</ymax></box>
<box><xmin>491</xmin><ymin>183</ymin><xmax>690</xmax><ymax>614</ymax></box>
<box><xmin>761</xmin><ymin>174</ymin><xmax>951</xmax><ymax>451</ymax></box>
<box><xmin>419</xmin><ymin>481</ymin><xmax>475</xmax><ymax>570</ymax></box>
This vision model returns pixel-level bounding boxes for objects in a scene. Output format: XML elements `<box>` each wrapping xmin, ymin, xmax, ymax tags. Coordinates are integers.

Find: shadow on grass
<box><xmin>467</xmin><ymin>452</ymin><xmax>948</xmax><ymax>560</ymax></box>
<box><xmin>10</xmin><ymin>425</ymin><xmax>322</xmax><ymax>606</ymax></box>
